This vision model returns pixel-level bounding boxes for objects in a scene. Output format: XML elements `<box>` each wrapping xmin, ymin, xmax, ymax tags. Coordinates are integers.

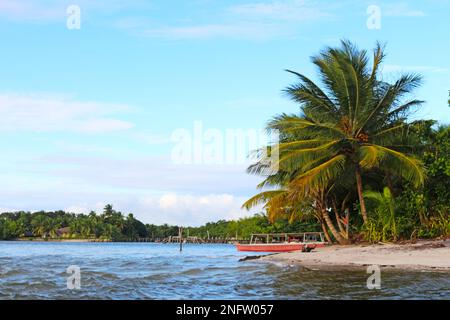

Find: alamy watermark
<box><xmin>170</xmin><ymin>121</ymin><xmax>280</xmax><ymax>172</ymax></box>
<box><xmin>367</xmin><ymin>5</ymin><xmax>382</xmax><ymax>30</ymax></box>
<box><xmin>366</xmin><ymin>265</ymin><xmax>381</xmax><ymax>290</ymax></box>
<box><xmin>66</xmin><ymin>5</ymin><xmax>81</xmax><ymax>30</ymax></box>
<box><xmin>67</xmin><ymin>265</ymin><xmax>81</xmax><ymax>290</ymax></box>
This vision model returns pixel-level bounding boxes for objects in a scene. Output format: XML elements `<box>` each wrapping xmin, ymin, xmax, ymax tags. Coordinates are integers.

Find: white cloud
<box><xmin>0</xmin><ymin>153</ymin><xmax>263</xmax><ymax>224</ymax></box>
<box><xmin>228</xmin><ymin>0</ymin><xmax>331</xmax><ymax>21</ymax></box>
<box><xmin>384</xmin><ymin>3</ymin><xmax>425</xmax><ymax>17</ymax></box>
<box><xmin>29</xmin><ymin>154</ymin><xmax>259</xmax><ymax>194</ymax></box>
<box><xmin>142</xmin><ymin>23</ymin><xmax>284</xmax><ymax>40</ymax></box>
<box><xmin>383</xmin><ymin>64</ymin><xmax>448</xmax><ymax>73</ymax></box>
<box><xmin>76</xmin><ymin>118</ymin><xmax>134</xmax><ymax>133</ymax></box>
<box><xmin>0</xmin><ymin>93</ymin><xmax>135</xmax><ymax>133</ymax></box>
<box><xmin>136</xmin><ymin>193</ymin><xmax>252</xmax><ymax>225</ymax></box>
<box><xmin>2</xmin><ymin>190</ymin><xmax>258</xmax><ymax>225</ymax></box>
<box><xmin>0</xmin><ymin>0</ymin><xmax>63</xmax><ymax>21</ymax></box>
<box><xmin>64</xmin><ymin>205</ymin><xmax>89</xmax><ymax>214</ymax></box>
<box><xmin>0</xmin><ymin>0</ymin><xmax>151</xmax><ymax>21</ymax></box>
<box><xmin>120</xmin><ymin>0</ymin><xmax>333</xmax><ymax>40</ymax></box>
<box><xmin>130</xmin><ymin>132</ymin><xmax>172</xmax><ymax>145</ymax></box>
<box><xmin>64</xmin><ymin>202</ymin><xmax>105</xmax><ymax>214</ymax></box>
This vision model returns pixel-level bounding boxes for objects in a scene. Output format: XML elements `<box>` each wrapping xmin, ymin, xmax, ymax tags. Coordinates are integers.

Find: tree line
<box><xmin>0</xmin><ymin>204</ymin><xmax>318</xmax><ymax>241</ymax></box>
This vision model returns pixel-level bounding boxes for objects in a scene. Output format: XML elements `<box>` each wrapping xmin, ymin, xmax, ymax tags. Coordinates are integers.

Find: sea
<box><xmin>0</xmin><ymin>241</ymin><xmax>448</xmax><ymax>300</ymax></box>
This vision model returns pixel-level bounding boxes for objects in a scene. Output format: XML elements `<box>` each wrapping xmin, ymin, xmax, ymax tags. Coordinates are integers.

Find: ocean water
<box><xmin>0</xmin><ymin>241</ymin><xmax>448</xmax><ymax>300</ymax></box>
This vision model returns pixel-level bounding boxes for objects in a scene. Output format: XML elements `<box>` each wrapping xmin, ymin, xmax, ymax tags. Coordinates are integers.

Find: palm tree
<box><xmin>267</xmin><ymin>40</ymin><xmax>425</xmax><ymax>224</ymax></box>
<box><xmin>242</xmin><ymin>175</ymin><xmax>348</xmax><ymax>243</ymax></box>
<box><xmin>31</xmin><ymin>215</ymin><xmax>46</xmax><ymax>237</ymax></box>
<box><xmin>241</xmin><ymin>163</ymin><xmax>341</xmax><ymax>242</ymax></box>
<box><xmin>244</xmin><ymin>40</ymin><xmax>426</xmax><ymax>244</ymax></box>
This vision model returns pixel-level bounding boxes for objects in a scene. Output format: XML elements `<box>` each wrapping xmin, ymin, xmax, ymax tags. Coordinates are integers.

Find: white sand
<box><xmin>261</xmin><ymin>239</ymin><xmax>450</xmax><ymax>270</ymax></box>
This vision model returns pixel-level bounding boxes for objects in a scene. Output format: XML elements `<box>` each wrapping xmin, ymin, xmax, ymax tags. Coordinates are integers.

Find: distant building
<box><xmin>24</xmin><ymin>231</ymin><xmax>34</xmax><ymax>237</ymax></box>
<box><xmin>56</xmin><ymin>227</ymin><xmax>71</xmax><ymax>237</ymax></box>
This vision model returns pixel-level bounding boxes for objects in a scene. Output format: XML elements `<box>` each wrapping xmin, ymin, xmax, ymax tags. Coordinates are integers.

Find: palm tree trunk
<box><xmin>320</xmin><ymin>220</ymin><xmax>333</xmax><ymax>243</ymax></box>
<box><xmin>386</xmin><ymin>174</ymin><xmax>395</xmax><ymax>196</ymax></box>
<box><xmin>332</xmin><ymin>198</ymin><xmax>346</xmax><ymax>237</ymax></box>
<box><xmin>345</xmin><ymin>208</ymin><xmax>350</xmax><ymax>239</ymax></box>
<box><xmin>355</xmin><ymin>166</ymin><xmax>369</xmax><ymax>224</ymax></box>
<box><xmin>322</xmin><ymin>207</ymin><xmax>349</xmax><ymax>244</ymax></box>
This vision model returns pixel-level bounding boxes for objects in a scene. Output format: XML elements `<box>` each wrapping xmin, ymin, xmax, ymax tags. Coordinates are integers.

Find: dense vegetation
<box><xmin>183</xmin><ymin>215</ymin><xmax>319</xmax><ymax>240</ymax></box>
<box><xmin>244</xmin><ymin>40</ymin><xmax>450</xmax><ymax>244</ymax></box>
<box><xmin>0</xmin><ymin>205</ymin><xmax>148</xmax><ymax>241</ymax></box>
<box><xmin>0</xmin><ymin>205</ymin><xmax>314</xmax><ymax>241</ymax></box>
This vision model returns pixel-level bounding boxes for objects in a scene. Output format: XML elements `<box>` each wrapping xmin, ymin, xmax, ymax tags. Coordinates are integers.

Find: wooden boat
<box><xmin>236</xmin><ymin>232</ymin><xmax>326</xmax><ymax>253</ymax></box>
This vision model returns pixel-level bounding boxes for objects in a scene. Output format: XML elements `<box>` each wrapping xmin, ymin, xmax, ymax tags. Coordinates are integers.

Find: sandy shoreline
<box><xmin>259</xmin><ymin>239</ymin><xmax>450</xmax><ymax>271</ymax></box>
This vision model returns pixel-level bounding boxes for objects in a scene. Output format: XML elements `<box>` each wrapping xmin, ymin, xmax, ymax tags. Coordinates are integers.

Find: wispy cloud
<box><xmin>2</xmin><ymin>190</ymin><xmax>255</xmax><ymax>225</ymax></box>
<box><xmin>57</xmin><ymin>193</ymin><xmax>253</xmax><ymax>225</ymax></box>
<box><xmin>30</xmin><ymin>154</ymin><xmax>257</xmax><ymax>193</ymax></box>
<box><xmin>384</xmin><ymin>3</ymin><xmax>426</xmax><ymax>17</ymax></box>
<box><xmin>137</xmin><ymin>193</ymin><xmax>251</xmax><ymax>225</ymax></box>
<box><xmin>119</xmin><ymin>0</ymin><xmax>334</xmax><ymax>40</ymax></box>
<box><xmin>383</xmin><ymin>64</ymin><xmax>448</xmax><ymax>73</ymax></box>
<box><xmin>142</xmin><ymin>22</ymin><xmax>285</xmax><ymax>40</ymax></box>
<box><xmin>0</xmin><ymin>152</ymin><xmax>261</xmax><ymax>224</ymax></box>
<box><xmin>0</xmin><ymin>93</ymin><xmax>135</xmax><ymax>133</ymax></box>
<box><xmin>1</xmin><ymin>0</ymin><xmax>334</xmax><ymax>39</ymax></box>
<box><xmin>228</xmin><ymin>0</ymin><xmax>331</xmax><ymax>21</ymax></box>
<box><xmin>0</xmin><ymin>0</ymin><xmax>63</xmax><ymax>21</ymax></box>
<box><xmin>0</xmin><ymin>0</ymin><xmax>151</xmax><ymax>22</ymax></box>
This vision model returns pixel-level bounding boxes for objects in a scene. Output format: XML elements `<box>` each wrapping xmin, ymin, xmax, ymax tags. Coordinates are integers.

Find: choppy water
<box><xmin>0</xmin><ymin>241</ymin><xmax>449</xmax><ymax>300</ymax></box>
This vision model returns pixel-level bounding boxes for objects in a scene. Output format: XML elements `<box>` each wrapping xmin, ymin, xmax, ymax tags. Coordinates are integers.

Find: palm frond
<box><xmin>242</xmin><ymin>190</ymin><xmax>288</xmax><ymax>210</ymax></box>
<box><xmin>361</xmin><ymin>144</ymin><xmax>425</xmax><ymax>187</ymax></box>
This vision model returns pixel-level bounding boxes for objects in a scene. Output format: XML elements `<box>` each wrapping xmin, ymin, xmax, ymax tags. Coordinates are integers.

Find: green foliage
<box><xmin>184</xmin><ymin>214</ymin><xmax>320</xmax><ymax>240</ymax></box>
<box><xmin>363</xmin><ymin>188</ymin><xmax>399</xmax><ymax>242</ymax></box>
<box><xmin>395</xmin><ymin>124</ymin><xmax>450</xmax><ymax>239</ymax></box>
<box><xmin>361</xmin><ymin>124</ymin><xmax>450</xmax><ymax>242</ymax></box>
<box><xmin>0</xmin><ymin>207</ymin><xmax>320</xmax><ymax>241</ymax></box>
<box><xmin>0</xmin><ymin>205</ymin><xmax>150</xmax><ymax>241</ymax></box>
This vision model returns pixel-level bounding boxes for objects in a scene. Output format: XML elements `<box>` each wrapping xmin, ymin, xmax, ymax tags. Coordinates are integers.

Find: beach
<box><xmin>260</xmin><ymin>239</ymin><xmax>450</xmax><ymax>271</ymax></box>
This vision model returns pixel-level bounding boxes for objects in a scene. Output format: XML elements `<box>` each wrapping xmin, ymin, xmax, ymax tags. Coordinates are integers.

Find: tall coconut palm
<box><xmin>266</xmin><ymin>40</ymin><xmax>425</xmax><ymax>224</ymax></box>
<box><xmin>244</xmin><ymin>40</ymin><xmax>425</xmax><ymax>245</ymax></box>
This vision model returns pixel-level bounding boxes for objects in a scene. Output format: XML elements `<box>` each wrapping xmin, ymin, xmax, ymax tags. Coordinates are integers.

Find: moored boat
<box><xmin>236</xmin><ymin>232</ymin><xmax>326</xmax><ymax>253</ymax></box>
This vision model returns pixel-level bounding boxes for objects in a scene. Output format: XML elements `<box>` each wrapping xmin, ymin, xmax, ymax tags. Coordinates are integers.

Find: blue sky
<box><xmin>0</xmin><ymin>0</ymin><xmax>449</xmax><ymax>225</ymax></box>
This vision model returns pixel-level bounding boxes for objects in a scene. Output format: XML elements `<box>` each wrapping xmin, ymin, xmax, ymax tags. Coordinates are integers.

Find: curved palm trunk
<box><xmin>332</xmin><ymin>198</ymin><xmax>347</xmax><ymax>238</ymax></box>
<box><xmin>355</xmin><ymin>166</ymin><xmax>368</xmax><ymax>224</ymax></box>
<box><xmin>320</xmin><ymin>220</ymin><xmax>333</xmax><ymax>243</ymax></box>
<box><xmin>321</xmin><ymin>207</ymin><xmax>349</xmax><ymax>244</ymax></box>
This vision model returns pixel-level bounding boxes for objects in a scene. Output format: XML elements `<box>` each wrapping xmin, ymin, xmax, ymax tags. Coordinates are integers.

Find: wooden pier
<box><xmin>160</xmin><ymin>236</ymin><xmax>248</xmax><ymax>244</ymax></box>
<box><xmin>162</xmin><ymin>236</ymin><xmax>205</xmax><ymax>244</ymax></box>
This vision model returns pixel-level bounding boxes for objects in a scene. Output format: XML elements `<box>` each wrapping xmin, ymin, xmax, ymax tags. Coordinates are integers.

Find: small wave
<box><xmin>82</xmin><ymin>271</ymin><xmax>121</xmax><ymax>281</ymax></box>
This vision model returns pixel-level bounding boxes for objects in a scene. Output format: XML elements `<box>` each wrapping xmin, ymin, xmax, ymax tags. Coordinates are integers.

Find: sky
<box><xmin>0</xmin><ymin>0</ymin><xmax>449</xmax><ymax>225</ymax></box>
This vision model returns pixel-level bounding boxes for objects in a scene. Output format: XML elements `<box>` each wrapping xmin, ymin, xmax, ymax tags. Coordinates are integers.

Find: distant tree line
<box><xmin>0</xmin><ymin>205</ymin><xmax>147</xmax><ymax>241</ymax></box>
<box><xmin>0</xmin><ymin>205</ymin><xmax>319</xmax><ymax>241</ymax></box>
<box><xmin>181</xmin><ymin>215</ymin><xmax>319</xmax><ymax>240</ymax></box>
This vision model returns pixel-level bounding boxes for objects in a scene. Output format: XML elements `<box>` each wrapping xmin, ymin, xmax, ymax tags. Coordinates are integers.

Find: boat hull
<box><xmin>236</xmin><ymin>243</ymin><xmax>312</xmax><ymax>252</ymax></box>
